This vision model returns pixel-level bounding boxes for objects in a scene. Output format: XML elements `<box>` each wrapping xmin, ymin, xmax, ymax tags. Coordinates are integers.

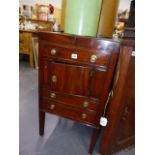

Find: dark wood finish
<box><xmin>41</xmin><ymin>89</ymin><xmax>99</xmax><ymax>111</ymax></box>
<box><xmin>40</xmin><ymin>99</ymin><xmax>97</xmax><ymax>126</ymax></box>
<box><xmin>99</xmin><ymin>28</ymin><xmax>135</xmax><ymax>155</ymax></box>
<box><xmin>38</xmin><ymin>32</ymin><xmax>120</xmax><ymax>154</ymax></box>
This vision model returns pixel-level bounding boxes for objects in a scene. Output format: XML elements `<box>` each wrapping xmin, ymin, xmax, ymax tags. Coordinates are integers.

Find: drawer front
<box><xmin>19</xmin><ymin>32</ymin><xmax>31</xmax><ymax>42</ymax></box>
<box><xmin>41</xmin><ymin>43</ymin><xmax>110</xmax><ymax>66</ymax></box>
<box><xmin>19</xmin><ymin>43</ymin><xmax>29</xmax><ymax>52</ymax></box>
<box><xmin>40</xmin><ymin>99</ymin><xmax>97</xmax><ymax>126</ymax></box>
<box><xmin>41</xmin><ymin>89</ymin><xmax>99</xmax><ymax>111</ymax></box>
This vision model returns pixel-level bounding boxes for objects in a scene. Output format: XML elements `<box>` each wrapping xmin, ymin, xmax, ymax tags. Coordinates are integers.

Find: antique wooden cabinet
<box><xmin>38</xmin><ymin>32</ymin><xmax>120</xmax><ymax>153</ymax></box>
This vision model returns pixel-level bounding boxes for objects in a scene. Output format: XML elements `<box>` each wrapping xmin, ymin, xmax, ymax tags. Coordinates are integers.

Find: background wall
<box><xmin>118</xmin><ymin>0</ymin><xmax>131</xmax><ymax>11</ymax></box>
<box><xmin>19</xmin><ymin>0</ymin><xmax>131</xmax><ymax>11</ymax></box>
<box><xmin>19</xmin><ymin>0</ymin><xmax>62</xmax><ymax>25</ymax></box>
<box><xmin>19</xmin><ymin>0</ymin><xmax>62</xmax><ymax>9</ymax></box>
<box><xmin>19</xmin><ymin>0</ymin><xmax>131</xmax><ymax>31</ymax></box>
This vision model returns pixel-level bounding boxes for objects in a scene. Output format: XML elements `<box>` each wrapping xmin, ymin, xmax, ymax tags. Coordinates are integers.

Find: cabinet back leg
<box><xmin>39</xmin><ymin>111</ymin><xmax>45</xmax><ymax>136</ymax></box>
<box><xmin>88</xmin><ymin>128</ymin><xmax>100</xmax><ymax>154</ymax></box>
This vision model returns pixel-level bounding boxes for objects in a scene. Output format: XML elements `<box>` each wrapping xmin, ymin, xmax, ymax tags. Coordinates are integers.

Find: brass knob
<box><xmin>50</xmin><ymin>92</ymin><xmax>56</xmax><ymax>98</ymax></box>
<box><xmin>90</xmin><ymin>55</ymin><xmax>97</xmax><ymax>63</ymax></box>
<box><xmin>51</xmin><ymin>75</ymin><xmax>57</xmax><ymax>82</ymax></box>
<box><xmin>81</xmin><ymin>113</ymin><xmax>87</xmax><ymax>119</ymax></box>
<box><xmin>50</xmin><ymin>49</ymin><xmax>57</xmax><ymax>55</ymax></box>
<box><xmin>50</xmin><ymin>104</ymin><xmax>55</xmax><ymax>110</ymax></box>
<box><xmin>83</xmin><ymin>101</ymin><xmax>89</xmax><ymax>108</ymax></box>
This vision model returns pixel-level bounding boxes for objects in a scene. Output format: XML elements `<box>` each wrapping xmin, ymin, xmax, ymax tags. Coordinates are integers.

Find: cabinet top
<box><xmin>38</xmin><ymin>31</ymin><xmax>120</xmax><ymax>50</ymax></box>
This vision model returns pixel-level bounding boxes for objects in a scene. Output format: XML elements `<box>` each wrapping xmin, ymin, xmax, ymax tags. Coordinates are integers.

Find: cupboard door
<box><xmin>90</xmin><ymin>67</ymin><xmax>107</xmax><ymax>99</ymax></box>
<box><xmin>40</xmin><ymin>61</ymin><xmax>107</xmax><ymax>100</ymax></box>
<box><xmin>50</xmin><ymin>62</ymin><xmax>90</xmax><ymax>96</ymax></box>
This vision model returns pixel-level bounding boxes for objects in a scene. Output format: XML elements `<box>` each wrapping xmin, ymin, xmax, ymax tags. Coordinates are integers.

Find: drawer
<box><xmin>19</xmin><ymin>32</ymin><xmax>31</xmax><ymax>42</ymax></box>
<box><xmin>41</xmin><ymin>89</ymin><xmax>99</xmax><ymax>111</ymax></box>
<box><xmin>19</xmin><ymin>43</ymin><xmax>29</xmax><ymax>52</ymax></box>
<box><xmin>40</xmin><ymin>99</ymin><xmax>97</xmax><ymax>126</ymax></box>
<box><xmin>42</xmin><ymin>43</ymin><xmax>110</xmax><ymax>66</ymax></box>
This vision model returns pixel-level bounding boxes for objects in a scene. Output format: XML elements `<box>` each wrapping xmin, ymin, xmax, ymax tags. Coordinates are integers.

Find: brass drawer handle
<box><xmin>51</xmin><ymin>75</ymin><xmax>57</xmax><ymax>82</ymax></box>
<box><xmin>50</xmin><ymin>49</ymin><xmax>57</xmax><ymax>56</ymax></box>
<box><xmin>83</xmin><ymin>101</ymin><xmax>89</xmax><ymax>108</ymax></box>
<box><xmin>81</xmin><ymin>113</ymin><xmax>87</xmax><ymax>119</ymax></box>
<box><xmin>50</xmin><ymin>104</ymin><xmax>55</xmax><ymax>110</ymax></box>
<box><xmin>50</xmin><ymin>92</ymin><xmax>56</xmax><ymax>98</ymax></box>
<box><xmin>90</xmin><ymin>55</ymin><xmax>97</xmax><ymax>63</ymax></box>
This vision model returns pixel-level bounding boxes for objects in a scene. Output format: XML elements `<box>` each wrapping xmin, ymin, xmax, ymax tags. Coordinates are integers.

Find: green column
<box><xmin>64</xmin><ymin>0</ymin><xmax>102</xmax><ymax>36</ymax></box>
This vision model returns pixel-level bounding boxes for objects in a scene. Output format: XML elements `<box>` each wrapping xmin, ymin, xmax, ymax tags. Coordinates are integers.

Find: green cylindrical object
<box><xmin>64</xmin><ymin>0</ymin><xmax>102</xmax><ymax>36</ymax></box>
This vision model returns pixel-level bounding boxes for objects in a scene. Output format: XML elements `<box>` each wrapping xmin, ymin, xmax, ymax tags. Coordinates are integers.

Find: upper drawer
<box><xmin>41</xmin><ymin>43</ymin><xmax>110</xmax><ymax>66</ymax></box>
<box><xmin>19</xmin><ymin>44</ymin><xmax>29</xmax><ymax>52</ymax></box>
<box><xmin>19</xmin><ymin>32</ymin><xmax>31</xmax><ymax>42</ymax></box>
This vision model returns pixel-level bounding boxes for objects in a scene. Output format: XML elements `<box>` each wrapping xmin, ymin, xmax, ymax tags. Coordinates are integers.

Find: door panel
<box><xmin>90</xmin><ymin>68</ymin><xmax>107</xmax><ymax>98</ymax></box>
<box><xmin>40</xmin><ymin>61</ymin><xmax>107</xmax><ymax>99</ymax></box>
<box><xmin>50</xmin><ymin>62</ymin><xmax>90</xmax><ymax>96</ymax></box>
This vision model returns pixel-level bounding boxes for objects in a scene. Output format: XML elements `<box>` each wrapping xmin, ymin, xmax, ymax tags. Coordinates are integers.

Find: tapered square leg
<box><xmin>39</xmin><ymin>111</ymin><xmax>45</xmax><ymax>136</ymax></box>
<box><xmin>88</xmin><ymin>128</ymin><xmax>100</xmax><ymax>154</ymax></box>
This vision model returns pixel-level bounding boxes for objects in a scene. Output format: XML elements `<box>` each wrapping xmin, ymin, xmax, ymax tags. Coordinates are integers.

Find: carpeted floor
<box><xmin>19</xmin><ymin>60</ymin><xmax>135</xmax><ymax>155</ymax></box>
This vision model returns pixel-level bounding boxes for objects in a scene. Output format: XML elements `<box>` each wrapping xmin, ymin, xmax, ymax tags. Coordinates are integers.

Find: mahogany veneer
<box><xmin>38</xmin><ymin>32</ymin><xmax>120</xmax><ymax>154</ymax></box>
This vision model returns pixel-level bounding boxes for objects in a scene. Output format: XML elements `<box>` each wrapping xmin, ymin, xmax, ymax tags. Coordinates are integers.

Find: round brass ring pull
<box><xmin>50</xmin><ymin>49</ymin><xmax>57</xmax><ymax>55</ymax></box>
<box><xmin>90</xmin><ymin>55</ymin><xmax>97</xmax><ymax>63</ymax></box>
<box><xmin>50</xmin><ymin>93</ymin><xmax>56</xmax><ymax>98</ymax></box>
<box><xmin>81</xmin><ymin>113</ymin><xmax>87</xmax><ymax>119</ymax></box>
<box><xmin>83</xmin><ymin>101</ymin><xmax>89</xmax><ymax>108</ymax></box>
<box><xmin>50</xmin><ymin>104</ymin><xmax>55</xmax><ymax>110</ymax></box>
<box><xmin>51</xmin><ymin>75</ymin><xmax>57</xmax><ymax>82</ymax></box>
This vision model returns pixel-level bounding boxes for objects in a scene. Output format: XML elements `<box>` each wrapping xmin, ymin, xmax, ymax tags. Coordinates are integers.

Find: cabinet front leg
<box><xmin>39</xmin><ymin>111</ymin><xmax>45</xmax><ymax>136</ymax></box>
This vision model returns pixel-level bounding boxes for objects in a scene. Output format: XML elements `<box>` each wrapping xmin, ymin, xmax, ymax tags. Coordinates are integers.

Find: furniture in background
<box><xmin>19</xmin><ymin>30</ymin><xmax>35</xmax><ymax>67</ymax></box>
<box><xmin>19</xmin><ymin>14</ymin><xmax>54</xmax><ymax>67</ymax></box>
<box><xmin>20</xmin><ymin>17</ymin><xmax>53</xmax><ymax>31</ymax></box>
<box><xmin>99</xmin><ymin>28</ymin><xmax>135</xmax><ymax>155</ymax></box>
<box><xmin>32</xmin><ymin>37</ymin><xmax>39</xmax><ymax>69</ymax></box>
<box><xmin>99</xmin><ymin>1</ymin><xmax>135</xmax><ymax>154</ymax></box>
<box><xmin>19</xmin><ymin>4</ymin><xmax>62</xmax><ymax>29</ymax></box>
<box><xmin>38</xmin><ymin>32</ymin><xmax>120</xmax><ymax>154</ymax></box>
<box><xmin>19</xmin><ymin>3</ymin><xmax>62</xmax><ymax>67</ymax></box>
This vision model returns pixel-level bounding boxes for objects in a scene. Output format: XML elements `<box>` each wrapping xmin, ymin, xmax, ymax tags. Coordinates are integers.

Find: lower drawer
<box><xmin>40</xmin><ymin>99</ymin><xmax>98</xmax><ymax>127</ymax></box>
<box><xmin>41</xmin><ymin>89</ymin><xmax>99</xmax><ymax>111</ymax></box>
